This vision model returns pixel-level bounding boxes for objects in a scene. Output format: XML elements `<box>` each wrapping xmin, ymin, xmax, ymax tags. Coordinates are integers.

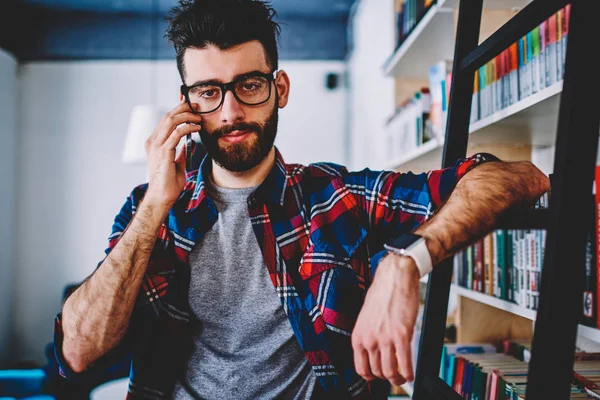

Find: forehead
<box><xmin>183</xmin><ymin>40</ymin><xmax>271</xmax><ymax>85</ymax></box>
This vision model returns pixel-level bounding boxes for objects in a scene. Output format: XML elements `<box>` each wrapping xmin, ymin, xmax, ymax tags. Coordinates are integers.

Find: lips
<box><xmin>224</xmin><ymin>129</ymin><xmax>251</xmax><ymax>137</ymax></box>
<box><xmin>219</xmin><ymin>130</ymin><xmax>253</xmax><ymax>143</ymax></box>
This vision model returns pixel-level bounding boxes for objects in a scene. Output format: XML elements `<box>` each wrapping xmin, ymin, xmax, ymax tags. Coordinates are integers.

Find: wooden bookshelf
<box><xmin>385</xmin><ymin>80</ymin><xmax>562</xmax><ymax>172</ymax></box>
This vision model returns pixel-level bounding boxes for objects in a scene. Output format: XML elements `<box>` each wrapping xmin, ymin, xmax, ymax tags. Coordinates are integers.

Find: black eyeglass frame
<box><xmin>180</xmin><ymin>70</ymin><xmax>277</xmax><ymax>114</ymax></box>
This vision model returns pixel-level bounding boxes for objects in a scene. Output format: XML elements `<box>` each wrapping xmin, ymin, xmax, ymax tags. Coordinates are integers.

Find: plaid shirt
<box><xmin>53</xmin><ymin>147</ymin><xmax>495</xmax><ymax>399</ymax></box>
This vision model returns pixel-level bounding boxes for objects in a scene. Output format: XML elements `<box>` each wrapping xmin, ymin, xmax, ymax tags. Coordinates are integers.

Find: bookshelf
<box><xmin>383</xmin><ymin>0</ymin><xmax>532</xmax><ymax>80</ymax></box>
<box><xmin>385</xmin><ymin>80</ymin><xmax>563</xmax><ymax>172</ymax></box>
<box><xmin>379</xmin><ymin>0</ymin><xmax>600</xmax><ymax>398</ymax></box>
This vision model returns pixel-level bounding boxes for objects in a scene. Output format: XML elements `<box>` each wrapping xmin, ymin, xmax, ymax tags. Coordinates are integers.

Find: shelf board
<box><xmin>452</xmin><ymin>285</ymin><xmax>600</xmax><ymax>343</ymax></box>
<box><xmin>385</xmin><ymin>80</ymin><xmax>563</xmax><ymax>172</ymax></box>
<box><xmin>576</xmin><ymin>325</ymin><xmax>600</xmax><ymax>344</ymax></box>
<box><xmin>451</xmin><ymin>285</ymin><xmax>537</xmax><ymax>320</ymax></box>
<box><xmin>469</xmin><ymin>80</ymin><xmax>563</xmax><ymax>145</ymax></box>
<box><xmin>383</xmin><ymin>0</ymin><xmax>533</xmax><ymax>79</ymax></box>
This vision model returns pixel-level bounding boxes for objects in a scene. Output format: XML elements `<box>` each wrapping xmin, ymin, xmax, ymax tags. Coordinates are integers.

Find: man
<box><xmin>53</xmin><ymin>0</ymin><xmax>550</xmax><ymax>399</ymax></box>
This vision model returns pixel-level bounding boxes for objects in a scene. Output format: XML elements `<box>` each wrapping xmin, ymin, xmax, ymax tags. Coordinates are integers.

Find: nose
<box><xmin>220</xmin><ymin>90</ymin><xmax>245</xmax><ymax>124</ymax></box>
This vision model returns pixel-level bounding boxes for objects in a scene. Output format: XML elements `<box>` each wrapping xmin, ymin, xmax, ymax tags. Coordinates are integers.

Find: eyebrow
<box><xmin>189</xmin><ymin>70</ymin><xmax>269</xmax><ymax>87</ymax></box>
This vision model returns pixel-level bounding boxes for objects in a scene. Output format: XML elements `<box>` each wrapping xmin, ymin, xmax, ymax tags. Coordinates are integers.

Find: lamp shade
<box><xmin>122</xmin><ymin>104</ymin><xmax>165</xmax><ymax>164</ymax></box>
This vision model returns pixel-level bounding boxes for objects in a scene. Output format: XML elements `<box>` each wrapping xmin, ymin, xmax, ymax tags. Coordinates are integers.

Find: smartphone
<box><xmin>186</xmin><ymin>133</ymin><xmax>193</xmax><ymax>172</ymax></box>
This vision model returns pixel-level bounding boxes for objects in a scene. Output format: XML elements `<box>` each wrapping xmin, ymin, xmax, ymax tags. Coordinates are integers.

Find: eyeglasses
<box><xmin>181</xmin><ymin>70</ymin><xmax>277</xmax><ymax>114</ymax></box>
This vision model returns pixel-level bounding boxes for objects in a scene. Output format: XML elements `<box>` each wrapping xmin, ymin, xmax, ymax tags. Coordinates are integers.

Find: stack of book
<box><xmin>471</xmin><ymin>4</ymin><xmax>570</xmax><ymax>123</ymax></box>
<box><xmin>440</xmin><ymin>341</ymin><xmax>600</xmax><ymax>398</ymax></box>
<box><xmin>395</xmin><ymin>0</ymin><xmax>435</xmax><ymax>49</ymax></box>
<box><xmin>385</xmin><ymin>88</ymin><xmax>432</xmax><ymax>160</ymax></box>
<box><xmin>452</xmin><ymin>192</ymin><xmax>551</xmax><ymax>312</ymax></box>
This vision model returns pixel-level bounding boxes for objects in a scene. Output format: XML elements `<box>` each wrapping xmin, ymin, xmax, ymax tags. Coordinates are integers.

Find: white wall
<box><xmin>346</xmin><ymin>0</ymin><xmax>396</xmax><ymax>171</ymax></box>
<box><xmin>0</xmin><ymin>50</ymin><xmax>18</xmax><ymax>367</ymax></box>
<box><xmin>276</xmin><ymin>61</ymin><xmax>347</xmax><ymax>166</ymax></box>
<box><xmin>13</xmin><ymin>59</ymin><xmax>346</xmax><ymax>364</ymax></box>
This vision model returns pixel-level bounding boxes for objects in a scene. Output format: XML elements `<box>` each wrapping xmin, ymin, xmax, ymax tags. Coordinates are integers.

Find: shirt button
<box><xmin>248</xmin><ymin>195</ymin><xmax>256</xmax><ymax>208</ymax></box>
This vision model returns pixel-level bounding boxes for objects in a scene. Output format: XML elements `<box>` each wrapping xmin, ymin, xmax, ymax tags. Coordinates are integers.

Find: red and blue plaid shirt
<box><xmin>53</xmin><ymin>147</ymin><xmax>495</xmax><ymax>399</ymax></box>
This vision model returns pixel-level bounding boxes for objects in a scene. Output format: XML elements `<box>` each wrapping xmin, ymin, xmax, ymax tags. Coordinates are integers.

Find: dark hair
<box><xmin>166</xmin><ymin>0</ymin><xmax>281</xmax><ymax>81</ymax></box>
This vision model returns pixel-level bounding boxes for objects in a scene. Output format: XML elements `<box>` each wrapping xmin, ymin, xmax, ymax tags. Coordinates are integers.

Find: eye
<box><xmin>200</xmin><ymin>89</ymin><xmax>219</xmax><ymax>98</ymax></box>
<box><xmin>242</xmin><ymin>83</ymin><xmax>259</xmax><ymax>91</ymax></box>
<box><xmin>190</xmin><ymin>86</ymin><xmax>220</xmax><ymax>99</ymax></box>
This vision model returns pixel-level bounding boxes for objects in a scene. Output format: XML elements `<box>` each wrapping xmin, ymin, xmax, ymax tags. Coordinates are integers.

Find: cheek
<box><xmin>200</xmin><ymin>115</ymin><xmax>220</xmax><ymax>132</ymax></box>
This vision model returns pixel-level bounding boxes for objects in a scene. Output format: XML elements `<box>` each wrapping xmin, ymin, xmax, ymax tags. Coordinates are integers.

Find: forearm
<box><xmin>415</xmin><ymin>160</ymin><xmax>550</xmax><ymax>266</ymax></box>
<box><xmin>61</xmin><ymin>198</ymin><xmax>169</xmax><ymax>373</ymax></box>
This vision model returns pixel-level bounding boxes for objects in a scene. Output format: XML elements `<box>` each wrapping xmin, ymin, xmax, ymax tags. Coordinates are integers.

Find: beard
<box><xmin>199</xmin><ymin>102</ymin><xmax>278</xmax><ymax>173</ymax></box>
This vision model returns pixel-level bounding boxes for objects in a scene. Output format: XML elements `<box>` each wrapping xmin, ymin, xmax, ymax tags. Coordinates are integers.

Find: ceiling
<box><xmin>2</xmin><ymin>0</ymin><xmax>357</xmax><ymax>61</ymax></box>
<box><xmin>14</xmin><ymin>0</ymin><xmax>354</xmax><ymax>17</ymax></box>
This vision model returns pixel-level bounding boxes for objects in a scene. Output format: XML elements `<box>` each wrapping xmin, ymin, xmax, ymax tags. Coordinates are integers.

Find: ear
<box><xmin>179</xmin><ymin>92</ymin><xmax>185</xmax><ymax>104</ymax></box>
<box><xmin>274</xmin><ymin>70</ymin><xmax>290</xmax><ymax>108</ymax></box>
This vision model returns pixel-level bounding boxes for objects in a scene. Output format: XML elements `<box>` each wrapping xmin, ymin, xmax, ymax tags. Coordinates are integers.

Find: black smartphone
<box><xmin>185</xmin><ymin>133</ymin><xmax>193</xmax><ymax>172</ymax></box>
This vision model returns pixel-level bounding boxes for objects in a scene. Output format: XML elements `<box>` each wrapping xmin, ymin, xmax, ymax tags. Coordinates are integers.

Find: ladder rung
<box><xmin>422</xmin><ymin>375</ymin><xmax>464</xmax><ymax>399</ymax></box>
<box><xmin>459</xmin><ymin>0</ymin><xmax>569</xmax><ymax>74</ymax></box>
<box><xmin>496</xmin><ymin>208</ymin><xmax>549</xmax><ymax>230</ymax></box>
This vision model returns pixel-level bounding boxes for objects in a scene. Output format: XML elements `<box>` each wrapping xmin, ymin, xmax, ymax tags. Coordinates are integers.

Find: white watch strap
<box><xmin>403</xmin><ymin>239</ymin><xmax>433</xmax><ymax>278</ymax></box>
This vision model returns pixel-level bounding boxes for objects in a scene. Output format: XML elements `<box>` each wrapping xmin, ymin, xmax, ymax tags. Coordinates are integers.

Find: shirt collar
<box><xmin>184</xmin><ymin>147</ymin><xmax>288</xmax><ymax>213</ymax></box>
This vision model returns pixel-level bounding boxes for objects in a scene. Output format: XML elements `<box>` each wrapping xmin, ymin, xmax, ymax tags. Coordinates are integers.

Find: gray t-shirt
<box><xmin>172</xmin><ymin>181</ymin><xmax>317</xmax><ymax>399</ymax></box>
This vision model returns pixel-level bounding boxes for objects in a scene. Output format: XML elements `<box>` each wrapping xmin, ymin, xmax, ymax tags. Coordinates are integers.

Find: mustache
<box><xmin>210</xmin><ymin>122</ymin><xmax>262</xmax><ymax>139</ymax></box>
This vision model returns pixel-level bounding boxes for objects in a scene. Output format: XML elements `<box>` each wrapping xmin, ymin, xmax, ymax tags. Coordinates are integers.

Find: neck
<box><xmin>211</xmin><ymin>147</ymin><xmax>276</xmax><ymax>189</ymax></box>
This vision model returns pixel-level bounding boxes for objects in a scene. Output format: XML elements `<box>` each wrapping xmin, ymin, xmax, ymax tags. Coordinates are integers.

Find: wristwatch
<box><xmin>384</xmin><ymin>233</ymin><xmax>433</xmax><ymax>278</ymax></box>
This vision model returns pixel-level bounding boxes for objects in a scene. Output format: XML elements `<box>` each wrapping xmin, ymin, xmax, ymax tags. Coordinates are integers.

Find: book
<box><xmin>484</xmin><ymin>232</ymin><xmax>494</xmax><ymax>295</ymax></box>
<box><xmin>584</xmin><ymin>202</ymin><xmax>597</xmax><ymax>326</ymax></box>
<box><xmin>547</xmin><ymin>13</ymin><xmax>559</xmax><ymax>86</ymax></box>
<box><xmin>508</xmin><ymin>43</ymin><xmax>519</xmax><ymax>106</ymax></box>
<box><xmin>539</xmin><ymin>20</ymin><xmax>547</xmax><ymax>92</ymax></box>
<box><xmin>428</xmin><ymin>59</ymin><xmax>453</xmax><ymax>140</ymax></box>
<box><xmin>596</xmin><ymin>140</ymin><xmax>600</xmax><ymax>330</ymax></box>
<box><xmin>471</xmin><ymin>68</ymin><xmax>480</xmax><ymax>124</ymax></box>
<box><xmin>556</xmin><ymin>8</ymin><xmax>564</xmax><ymax>80</ymax></box>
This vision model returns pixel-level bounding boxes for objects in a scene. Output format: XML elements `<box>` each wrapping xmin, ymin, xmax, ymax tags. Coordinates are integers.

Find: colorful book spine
<box><xmin>556</xmin><ymin>7</ymin><xmax>564</xmax><ymax>80</ymax></box>
<box><xmin>508</xmin><ymin>43</ymin><xmax>519</xmax><ymax>106</ymax></box>
<box><xmin>539</xmin><ymin>20</ymin><xmax>547</xmax><ymax>92</ymax></box>
<box><xmin>562</xmin><ymin>4</ymin><xmax>571</xmax><ymax>76</ymax></box>
<box><xmin>547</xmin><ymin>13</ymin><xmax>558</xmax><ymax>86</ymax></box>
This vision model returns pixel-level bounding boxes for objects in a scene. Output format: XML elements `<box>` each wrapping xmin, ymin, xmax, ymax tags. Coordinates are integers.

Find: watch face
<box><xmin>390</xmin><ymin>233</ymin><xmax>422</xmax><ymax>250</ymax></box>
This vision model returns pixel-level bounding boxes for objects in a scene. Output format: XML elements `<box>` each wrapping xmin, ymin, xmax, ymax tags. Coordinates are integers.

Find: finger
<box><xmin>147</xmin><ymin>102</ymin><xmax>198</xmax><ymax>142</ymax></box>
<box><xmin>174</xmin><ymin>137</ymin><xmax>187</xmax><ymax>171</ymax></box>
<box><xmin>151</xmin><ymin>124</ymin><xmax>200</xmax><ymax>163</ymax></box>
<box><xmin>155</xmin><ymin>112</ymin><xmax>202</xmax><ymax>145</ymax></box>
<box><xmin>353</xmin><ymin>347</ymin><xmax>376</xmax><ymax>381</ymax></box>
<box><xmin>381</xmin><ymin>344</ymin><xmax>405</xmax><ymax>387</ymax></box>
<box><xmin>368</xmin><ymin>347</ymin><xmax>384</xmax><ymax>379</ymax></box>
<box><xmin>172</xmin><ymin>101</ymin><xmax>200</xmax><ymax>115</ymax></box>
<box><xmin>395</xmin><ymin>337</ymin><xmax>414</xmax><ymax>382</ymax></box>
<box><xmin>164</xmin><ymin>122</ymin><xmax>202</xmax><ymax>150</ymax></box>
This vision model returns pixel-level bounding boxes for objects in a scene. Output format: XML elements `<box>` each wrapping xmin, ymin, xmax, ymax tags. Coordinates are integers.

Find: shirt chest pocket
<box><xmin>298</xmin><ymin>242</ymin><xmax>365</xmax><ymax>336</ymax></box>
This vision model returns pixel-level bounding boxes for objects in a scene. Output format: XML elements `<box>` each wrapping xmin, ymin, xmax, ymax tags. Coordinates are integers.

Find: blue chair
<box><xmin>0</xmin><ymin>369</ymin><xmax>54</xmax><ymax>399</ymax></box>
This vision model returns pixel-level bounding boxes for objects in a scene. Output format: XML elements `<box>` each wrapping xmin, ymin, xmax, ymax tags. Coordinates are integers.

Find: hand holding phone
<box><xmin>143</xmin><ymin>103</ymin><xmax>202</xmax><ymax>211</ymax></box>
